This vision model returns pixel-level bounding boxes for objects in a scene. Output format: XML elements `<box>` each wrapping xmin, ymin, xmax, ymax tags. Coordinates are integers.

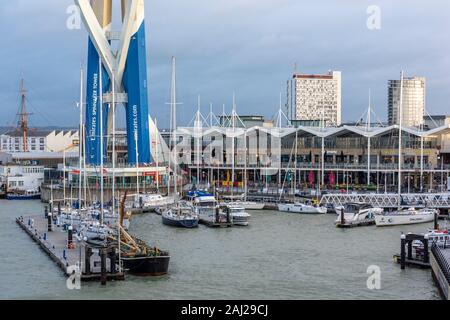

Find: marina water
<box><xmin>0</xmin><ymin>200</ymin><xmax>441</xmax><ymax>300</ymax></box>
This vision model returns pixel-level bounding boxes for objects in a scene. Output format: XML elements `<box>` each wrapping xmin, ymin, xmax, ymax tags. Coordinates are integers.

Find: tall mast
<box><xmin>155</xmin><ymin>117</ymin><xmax>159</xmax><ymax>193</ymax></box>
<box><xmin>135</xmin><ymin>130</ymin><xmax>139</xmax><ymax>196</ymax></box>
<box><xmin>398</xmin><ymin>71</ymin><xmax>404</xmax><ymax>204</ymax></box>
<box><xmin>112</xmin><ymin>70</ymin><xmax>116</xmax><ymax>219</ymax></box>
<box><xmin>231</xmin><ymin>93</ymin><xmax>236</xmax><ymax>197</ymax></box>
<box><xmin>78</xmin><ymin>67</ymin><xmax>84</xmax><ymax>215</ymax></box>
<box><xmin>99</xmin><ymin>57</ymin><xmax>104</xmax><ymax>224</ymax></box>
<box><xmin>367</xmin><ymin>89</ymin><xmax>371</xmax><ymax>186</ymax></box>
<box><xmin>18</xmin><ymin>79</ymin><xmax>31</xmax><ymax>152</ymax></box>
<box><xmin>171</xmin><ymin>57</ymin><xmax>178</xmax><ymax>197</ymax></box>
<box><xmin>196</xmin><ymin>95</ymin><xmax>201</xmax><ymax>186</ymax></box>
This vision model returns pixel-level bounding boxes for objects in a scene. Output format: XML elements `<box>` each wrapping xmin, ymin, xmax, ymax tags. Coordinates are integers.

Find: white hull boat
<box><xmin>220</xmin><ymin>201</ymin><xmax>265</xmax><ymax>210</ymax></box>
<box><xmin>140</xmin><ymin>194</ymin><xmax>175</xmax><ymax>212</ymax></box>
<box><xmin>335</xmin><ymin>203</ymin><xmax>384</xmax><ymax>227</ymax></box>
<box><xmin>375</xmin><ymin>208</ymin><xmax>437</xmax><ymax>227</ymax></box>
<box><xmin>278</xmin><ymin>203</ymin><xmax>327</xmax><ymax>214</ymax></box>
<box><xmin>226</xmin><ymin>206</ymin><xmax>251</xmax><ymax>226</ymax></box>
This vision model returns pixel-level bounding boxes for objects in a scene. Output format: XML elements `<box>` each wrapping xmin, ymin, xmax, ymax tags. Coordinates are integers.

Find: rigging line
<box><xmin>24</xmin><ymin>97</ymin><xmax>58</xmax><ymax>127</ymax></box>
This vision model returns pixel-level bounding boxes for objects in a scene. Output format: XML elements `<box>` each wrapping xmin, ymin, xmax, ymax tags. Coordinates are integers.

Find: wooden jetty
<box><xmin>16</xmin><ymin>214</ymin><xmax>124</xmax><ymax>284</ymax></box>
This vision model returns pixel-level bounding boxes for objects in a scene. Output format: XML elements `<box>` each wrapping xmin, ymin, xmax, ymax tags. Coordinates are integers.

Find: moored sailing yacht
<box><xmin>162</xmin><ymin>201</ymin><xmax>199</xmax><ymax>228</ymax></box>
<box><xmin>375</xmin><ymin>208</ymin><xmax>437</xmax><ymax>227</ymax></box>
<box><xmin>278</xmin><ymin>202</ymin><xmax>327</xmax><ymax>214</ymax></box>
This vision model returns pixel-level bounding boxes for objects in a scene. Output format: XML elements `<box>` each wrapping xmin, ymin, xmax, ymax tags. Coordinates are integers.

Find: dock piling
<box><xmin>435</xmin><ymin>211</ymin><xmax>439</xmax><ymax>230</ymax></box>
<box><xmin>424</xmin><ymin>234</ymin><xmax>429</xmax><ymax>263</ymax></box>
<box><xmin>67</xmin><ymin>226</ymin><xmax>73</xmax><ymax>248</ymax></box>
<box><xmin>400</xmin><ymin>234</ymin><xmax>406</xmax><ymax>270</ymax></box>
<box><xmin>85</xmin><ymin>245</ymin><xmax>92</xmax><ymax>275</ymax></box>
<box><xmin>100</xmin><ymin>248</ymin><xmax>107</xmax><ymax>285</ymax></box>
<box><xmin>47</xmin><ymin>213</ymin><xmax>52</xmax><ymax>232</ymax></box>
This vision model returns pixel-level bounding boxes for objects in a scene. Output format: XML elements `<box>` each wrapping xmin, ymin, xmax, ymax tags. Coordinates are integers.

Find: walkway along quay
<box><xmin>16</xmin><ymin>214</ymin><xmax>124</xmax><ymax>285</ymax></box>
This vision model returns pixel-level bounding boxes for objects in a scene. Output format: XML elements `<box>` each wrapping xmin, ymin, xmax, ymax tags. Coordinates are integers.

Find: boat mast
<box><xmin>171</xmin><ymin>57</ymin><xmax>178</xmax><ymax>198</ymax></box>
<box><xmin>231</xmin><ymin>93</ymin><xmax>236</xmax><ymax>197</ymax></box>
<box><xmin>111</xmin><ymin>70</ymin><xmax>121</xmax><ymax>274</ymax></box>
<box><xmin>155</xmin><ymin>117</ymin><xmax>159</xmax><ymax>193</ymax></box>
<box><xmin>398</xmin><ymin>71</ymin><xmax>404</xmax><ymax>206</ymax></box>
<box><xmin>367</xmin><ymin>90</ymin><xmax>371</xmax><ymax>186</ymax></box>
<box><xmin>99</xmin><ymin>57</ymin><xmax>104</xmax><ymax>224</ymax></box>
<box><xmin>18</xmin><ymin>79</ymin><xmax>30</xmax><ymax>152</ymax></box>
<box><xmin>78</xmin><ymin>67</ymin><xmax>83</xmax><ymax>215</ymax></box>
<box><xmin>135</xmin><ymin>130</ymin><xmax>139</xmax><ymax>197</ymax></box>
<box><xmin>196</xmin><ymin>95</ymin><xmax>201</xmax><ymax>187</ymax></box>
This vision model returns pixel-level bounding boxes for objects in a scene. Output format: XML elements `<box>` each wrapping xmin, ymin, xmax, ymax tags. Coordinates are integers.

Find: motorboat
<box><xmin>226</xmin><ymin>206</ymin><xmax>251</xmax><ymax>226</ymax></box>
<box><xmin>335</xmin><ymin>202</ymin><xmax>384</xmax><ymax>227</ymax></box>
<box><xmin>375</xmin><ymin>208</ymin><xmax>437</xmax><ymax>227</ymax></box>
<box><xmin>278</xmin><ymin>202</ymin><xmax>327</xmax><ymax>214</ymax></box>
<box><xmin>220</xmin><ymin>200</ymin><xmax>265</xmax><ymax>210</ymax></box>
<box><xmin>7</xmin><ymin>189</ymin><xmax>41</xmax><ymax>200</ymax></box>
<box><xmin>413</xmin><ymin>229</ymin><xmax>450</xmax><ymax>249</ymax></box>
<box><xmin>139</xmin><ymin>193</ymin><xmax>175</xmax><ymax>212</ymax></box>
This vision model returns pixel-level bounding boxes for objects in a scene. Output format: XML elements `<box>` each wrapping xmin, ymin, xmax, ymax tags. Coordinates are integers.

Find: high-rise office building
<box><xmin>292</xmin><ymin>71</ymin><xmax>342</xmax><ymax>126</ymax></box>
<box><xmin>388</xmin><ymin>76</ymin><xmax>425</xmax><ymax>127</ymax></box>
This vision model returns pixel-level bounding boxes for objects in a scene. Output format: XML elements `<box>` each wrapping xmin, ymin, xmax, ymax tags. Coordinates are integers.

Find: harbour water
<box><xmin>0</xmin><ymin>200</ymin><xmax>441</xmax><ymax>300</ymax></box>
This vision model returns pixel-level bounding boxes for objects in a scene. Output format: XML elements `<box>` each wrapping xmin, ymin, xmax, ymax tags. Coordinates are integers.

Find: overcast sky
<box><xmin>0</xmin><ymin>0</ymin><xmax>449</xmax><ymax>128</ymax></box>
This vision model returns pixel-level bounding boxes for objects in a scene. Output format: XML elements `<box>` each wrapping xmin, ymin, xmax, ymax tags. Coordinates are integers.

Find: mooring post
<box><xmin>424</xmin><ymin>234</ymin><xmax>429</xmax><ymax>263</ymax></box>
<box><xmin>67</xmin><ymin>226</ymin><xmax>73</xmax><ymax>249</ymax></box>
<box><xmin>401</xmin><ymin>234</ymin><xmax>406</xmax><ymax>270</ymax></box>
<box><xmin>58</xmin><ymin>202</ymin><xmax>61</xmax><ymax>215</ymax></box>
<box><xmin>407</xmin><ymin>240</ymin><xmax>413</xmax><ymax>260</ymax></box>
<box><xmin>44</xmin><ymin>206</ymin><xmax>48</xmax><ymax>219</ymax></box>
<box><xmin>340</xmin><ymin>207</ymin><xmax>345</xmax><ymax>226</ymax></box>
<box><xmin>226</xmin><ymin>208</ymin><xmax>231</xmax><ymax>224</ymax></box>
<box><xmin>47</xmin><ymin>212</ymin><xmax>52</xmax><ymax>232</ymax></box>
<box><xmin>85</xmin><ymin>246</ymin><xmax>92</xmax><ymax>275</ymax></box>
<box><xmin>100</xmin><ymin>248</ymin><xmax>107</xmax><ymax>285</ymax></box>
<box><xmin>215</xmin><ymin>207</ymin><xmax>219</xmax><ymax>223</ymax></box>
<box><xmin>109</xmin><ymin>248</ymin><xmax>116</xmax><ymax>274</ymax></box>
<box><xmin>434</xmin><ymin>210</ymin><xmax>439</xmax><ymax>230</ymax></box>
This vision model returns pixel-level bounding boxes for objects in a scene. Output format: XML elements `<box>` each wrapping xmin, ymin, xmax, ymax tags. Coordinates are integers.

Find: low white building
<box><xmin>0</xmin><ymin>129</ymin><xmax>79</xmax><ymax>153</ymax></box>
<box><xmin>0</xmin><ymin>164</ymin><xmax>45</xmax><ymax>192</ymax></box>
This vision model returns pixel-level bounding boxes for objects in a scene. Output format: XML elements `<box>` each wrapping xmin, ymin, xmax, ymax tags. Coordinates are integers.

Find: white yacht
<box><xmin>187</xmin><ymin>190</ymin><xmax>223</xmax><ymax>223</ymax></box>
<box><xmin>375</xmin><ymin>208</ymin><xmax>437</xmax><ymax>227</ymax></box>
<box><xmin>139</xmin><ymin>193</ymin><xmax>175</xmax><ymax>212</ymax></box>
<box><xmin>226</xmin><ymin>206</ymin><xmax>251</xmax><ymax>226</ymax></box>
<box><xmin>220</xmin><ymin>200</ymin><xmax>265</xmax><ymax>210</ymax></box>
<box><xmin>278</xmin><ymin>202</ymin><xmax>327</xmax><ymax>214</ymax></box>
<box><xmin>162</xmin><ymin>201</ymin><xmax>199</xmax><ymax>228</ymax></box>
<box><xmin>335</xmin><ymin>202</ymin><xmax>384</xmax><ymax>227</ymax></box>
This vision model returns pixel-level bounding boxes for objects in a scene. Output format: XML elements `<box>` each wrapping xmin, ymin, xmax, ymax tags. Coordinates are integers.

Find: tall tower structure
<box><xmin>77</xmin><ymin>0</ymin><xmax>151</xmax><ymax>165</ymax></box>
<box><xmin>388</xmin><ymin>76</ymin><xmax>425</xmax><ymax>127</ymax></box>
<box><xmin>293</xmin><ymin>71</ymin><xmax>342</xmax><ymax>127</ymax></box>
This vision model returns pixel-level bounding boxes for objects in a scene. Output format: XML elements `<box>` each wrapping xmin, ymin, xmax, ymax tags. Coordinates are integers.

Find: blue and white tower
<box><xmin>77</xmin><ymin>0</ymin><xmax>151</xmax><ymax>165</ymax></box>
